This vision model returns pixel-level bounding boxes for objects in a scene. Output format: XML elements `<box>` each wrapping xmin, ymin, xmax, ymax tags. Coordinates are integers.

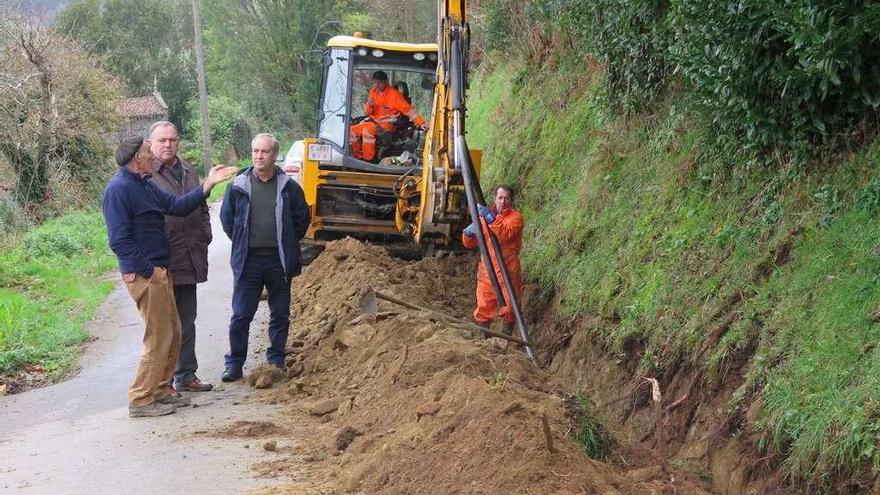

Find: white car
<box><xmin>282</xmin><ymin>141</ymin><xmax>304</xmax><ymax>184</ymax></box>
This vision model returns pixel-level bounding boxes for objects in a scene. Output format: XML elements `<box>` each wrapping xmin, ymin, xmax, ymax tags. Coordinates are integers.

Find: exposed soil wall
<box><xmin>526</xmin><ymin>290</ymin><xmax>795</xmax><ymax>495</ymax></box>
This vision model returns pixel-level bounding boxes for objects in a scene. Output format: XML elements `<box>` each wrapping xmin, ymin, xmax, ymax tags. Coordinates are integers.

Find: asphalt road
<box><xmin>0</xmin><ymin>204</ymin><xmax>289</xmax><ymax>494</ymax></box>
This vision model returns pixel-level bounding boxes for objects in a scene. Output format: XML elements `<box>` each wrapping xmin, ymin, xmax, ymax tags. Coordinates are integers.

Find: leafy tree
<box><xmin>202</xmin><ymin>0</ymin><xmax>365</xmax><ymax>134</ymax></box>
<box><xmin>55</xmin><ymin>0</ymin><xmax>197</xmax><ymax>130</ymax></box>
<box><xmin>184</xmin><ymin>95</ymin><xmax>251</xmax><ymax>163</ymax></box>
<box><xmin>359</xmin><ymin>0</ymin><xmax>437</xmax><ymax>43</ymax></box>
<box><xmin>669</xmin><ymin>0</ymin><xmax>880</xmax><ymax>156</ymax></box>
<box><xmin>0</xmin><ymin>14</ymin><xmax>120</xmax><ymax>209</ymax></box>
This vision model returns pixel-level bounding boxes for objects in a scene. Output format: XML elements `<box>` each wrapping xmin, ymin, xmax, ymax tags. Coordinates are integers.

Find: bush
<box><xmin>481</xmin><ymin>0</ymin><xmax>880</xmax><ymax>158</ymax></box>
<box><xmin>476</xmin><ymin>0</ymin><xmax>552</xmax><ymax>58</ymax></box>
<box><xmin>0</xmin><ymin>198</ymin><xmax>31</xmax><ymax>243</ymax></box>
<box><xmin>540</xmin><ymin>0</ymin><xmax>672</xmax><ymax>112</ymax></box>
<box><xmin>669</xmin><ymin>0</ymin><xmax>880</xmax><ymax>156</ymax></box>
<box><xmin>21</xmin><ymin>211</ymin><xmax>105</xmax><ymax>259</ymax></box>
<box><xmin>854</xmin><ymin>178</ymin><xmax>880</xmax><ymax>214</ymax></box>
<box><xmin>185</xmin><ymin>96</ymin><xmax>253</xmax><ymax>162</ymax></box>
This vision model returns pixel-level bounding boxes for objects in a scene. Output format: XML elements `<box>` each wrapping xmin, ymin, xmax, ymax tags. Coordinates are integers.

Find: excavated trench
<box><xmin>229</xmin><ymin>238</ymin><xmax>719</xmax><ymax>495</ymax></box>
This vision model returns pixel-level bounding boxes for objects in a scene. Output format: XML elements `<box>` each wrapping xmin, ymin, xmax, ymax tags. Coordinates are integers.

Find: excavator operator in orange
<box><xmin>350</xmin><ymin>70</ymin><xmax>427</xmax><ymax>161</ymax></box>
<box><xmin>461</xmin><ymin>185</ymin><xmax>524</xmax><ymax>335</ymax></box>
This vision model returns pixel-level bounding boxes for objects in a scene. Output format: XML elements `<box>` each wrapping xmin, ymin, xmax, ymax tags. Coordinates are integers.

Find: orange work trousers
<box><xmin>124</xmin><ymin>267</ymin><xmax>181</xmax><ymax>407</ymax></box>
<box><xmin>350</xmin><ymin>121</ymin><xmax>379</xmax><ymax>161</ymax></box>
<box><xmin>350</xmin><ymin>120</ymin><xmax>395</xmax><ymax>161</ymax></box>
<box><xmin>473</xmin><ymin>273</ymin><xmax>523</xmax><ymax>325</ymax></box>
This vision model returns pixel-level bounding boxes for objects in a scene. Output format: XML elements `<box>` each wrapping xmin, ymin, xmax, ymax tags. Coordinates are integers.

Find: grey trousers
<box><xmin>172</xmin><ymin>284</ymin><xmax>199</xmax><ymax>386</ymax></box>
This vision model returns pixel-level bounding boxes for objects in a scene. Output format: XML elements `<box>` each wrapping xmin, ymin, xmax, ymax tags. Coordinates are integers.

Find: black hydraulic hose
<box><xmin>455</xmin><ymin>123</ymin><xmax>537</xmax><ymax>364</ymax></box>
<box><xmin>466</xmin><ymin>158</ymin><xmax>486</xmax><ymax>204</ymax></box>
<box><xmin>450</xmin><ymin>32</ymin><xmax>505</xmax><ymax>305</ymax></box>
<box><xmin>456</xmin><ymin>135</ymin><xmax>506</xmax><ymax>305</ymax></box>
<box><xmin>450</xmin><ymin>30</ymin><xmax>464</xmax><ymax>111</ymax></box>
<box><xmin>450</xmin><ymin>28</ymin><xmax>536</xmax><ymax>365</ymax></box>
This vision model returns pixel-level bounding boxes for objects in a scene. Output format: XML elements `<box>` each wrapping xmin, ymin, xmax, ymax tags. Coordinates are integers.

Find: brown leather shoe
<box><xmin>175</xmin><ymin>378</ymin><xmax>214</xmax><ymax>392</ymax></box>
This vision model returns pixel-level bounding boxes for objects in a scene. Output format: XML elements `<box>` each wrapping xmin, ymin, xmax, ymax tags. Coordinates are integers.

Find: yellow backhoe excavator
<box><xmin>283</xmin><ymin>3</ymin><xmax>478</xmax><ymax>251</ymax></box>
<box><xmin>284</xmin><ymin>1</ymin><xmax>535</xmax><ymax>362</ymax></box>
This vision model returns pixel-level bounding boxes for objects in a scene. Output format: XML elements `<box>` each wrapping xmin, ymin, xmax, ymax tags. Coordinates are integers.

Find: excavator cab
<box><xmin>312</xmin><ymin>36</ymin><xmax>436</xmax><ymax>167</ymax></box>
<box><xmin>349</xmin><ymin>68</ymin><xmax>433</xmax><ymax>164</ymax></box>
<box><xmin>285</xmin><ymin>35</ymin><xmax>441</xmax><ymax>251</ymax></box>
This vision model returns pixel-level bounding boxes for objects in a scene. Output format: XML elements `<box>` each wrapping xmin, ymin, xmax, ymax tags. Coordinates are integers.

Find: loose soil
<box><xmin>229</xmin><ymin>238</ymin><xmax>713</xmax><ymax>495</ymax></box>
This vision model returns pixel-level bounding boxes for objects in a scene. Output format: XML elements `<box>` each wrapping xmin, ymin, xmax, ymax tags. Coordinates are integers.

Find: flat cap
<box><xmin>115</xmin><ymin>134</ymin><xmax>144</xmax><ymax>166</ymax></box>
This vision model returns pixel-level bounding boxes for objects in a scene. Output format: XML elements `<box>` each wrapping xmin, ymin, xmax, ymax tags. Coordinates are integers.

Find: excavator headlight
<box><xmin>413</xmin><ymin>52</ymin><xmax>426</xmax><ymax>61</ymax></box>
<box><xmin>371</xmin><ymin>49</ymin><xmax>384</xmax><ymax>57</ymax></box>
<box><xmin>356</xmin><ymin>47</ymin><xmax>368</xmax><ymax>56</ymax></box>
<box><xmin>428</xmin><ymin>53</ymin><xmax>437</xmax><ymax>61</ymax></box>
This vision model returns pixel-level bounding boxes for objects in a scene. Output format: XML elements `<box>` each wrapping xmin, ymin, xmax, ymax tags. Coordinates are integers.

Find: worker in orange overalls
<box><xmin>461</xmin><ymin>185</ymin><xmax>524</xmax><ymax>335</ymax></box>
<box><xmin>350</xmin><ymin>70</ymin><xmax>427</xmax><ymax>161</ymax></box>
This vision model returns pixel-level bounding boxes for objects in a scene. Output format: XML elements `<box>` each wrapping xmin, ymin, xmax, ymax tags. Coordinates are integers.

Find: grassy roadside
<box><xmin>468</xmin><ymin>58</ymin><xmax>880</xmax><ymax>486</ymax></box>
<box><xmin>0</xmin><ymin>210</ymin><xmax>115</xmax><ymax>388</ymax></box>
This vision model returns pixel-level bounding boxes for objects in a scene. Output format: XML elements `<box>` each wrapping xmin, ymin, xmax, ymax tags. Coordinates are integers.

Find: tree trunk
<box><xmin>19</xmin><ymin>33</ymin><xmax>53</xmax><ymax>204</ymax></box>
<box><xmin>403</xmin><ymin>0</ymin><xmax>414</xmax><ymax>42</ymax></box>
<box><xmin>191</xmin><ymin>0</ymin><xmax>212</xmax><ymax>169</ymax></box>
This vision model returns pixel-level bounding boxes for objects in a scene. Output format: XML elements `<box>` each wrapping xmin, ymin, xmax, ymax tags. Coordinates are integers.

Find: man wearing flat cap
<box><xmin>102</xmin><ymin>134</ymin><xmax>235</xmax><ymax>418</ymax></box>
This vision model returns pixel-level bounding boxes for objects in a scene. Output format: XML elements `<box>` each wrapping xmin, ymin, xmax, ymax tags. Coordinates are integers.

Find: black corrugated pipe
<box><xmin>450</xmin><ymin>29</ymin><xmax>536</xmax><ymax>365</ymax></box>
<box><xmin>456</xmin><ymin>139</ymin><xmax>536</xmax><ymax>364</ymax></box>
<box><xmin>450</xmin><ymin>31</ymin><xmax>505</xmax><ymax>305</ymax></box>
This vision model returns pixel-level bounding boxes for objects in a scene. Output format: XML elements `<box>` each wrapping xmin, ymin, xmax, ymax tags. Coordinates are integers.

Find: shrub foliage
<box><xmin>541</xmin><ymin>0</ymin><xmax>671</xmax><ymax>112</ymax></box>
<box><xmin>670</xmin><ymin>0</ymin><xmax>880</xmax><ymax>155</ymax></box>
<box><xmin>485</xmin><ymin>0</ymin><xmax>880</xmax><ymax>156</ymax></box>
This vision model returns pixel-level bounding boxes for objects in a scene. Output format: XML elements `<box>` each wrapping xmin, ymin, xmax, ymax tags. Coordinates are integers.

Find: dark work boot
<box><xmin>476</xmin><ymin>320</ymin><xmax>491</xmax><ymax>338</ymax></box>
<box><xmin>221</xmin><ymin>367</ymin><xmax>243</xmax><ymax>382</ymax></box>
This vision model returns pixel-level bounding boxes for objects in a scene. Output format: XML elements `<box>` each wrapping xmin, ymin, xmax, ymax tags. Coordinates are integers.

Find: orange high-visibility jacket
<box><xmin>365</xmin><ymin>86</ymin><xmax>425</xmax><ymax>130</ymax></box>
<box><xmin>462</xmin><ymin>207</ymin><xmax>524</xmax><ymax>323</ymax></box>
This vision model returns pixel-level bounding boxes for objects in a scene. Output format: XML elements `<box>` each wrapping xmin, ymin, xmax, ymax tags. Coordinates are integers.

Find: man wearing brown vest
<box><xmin>148</xmin><ymin>121</ymin><xmax>214</xmax><ymax>393</ymax></box>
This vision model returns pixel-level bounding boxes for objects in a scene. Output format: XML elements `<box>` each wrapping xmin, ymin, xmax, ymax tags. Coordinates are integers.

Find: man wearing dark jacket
<box><xmin>219</xmin><ymin>133</ymin><xmax>310</xmax><ymax>381</ymax></box>
<box><xmin>148</xmin><ymin>121</ymin><xmax>213</xmax><ymax>393</ymax></box>
<box><xmin>102</xmin><ymin>134</ymin><xmax>235</xmax><ymax>417</ymax></box>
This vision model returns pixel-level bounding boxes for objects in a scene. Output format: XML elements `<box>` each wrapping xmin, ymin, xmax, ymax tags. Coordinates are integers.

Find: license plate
<box><xmin>307</xmin><ymin>143</ymin><xmax>331</xmax><ymax>162</ymax></box>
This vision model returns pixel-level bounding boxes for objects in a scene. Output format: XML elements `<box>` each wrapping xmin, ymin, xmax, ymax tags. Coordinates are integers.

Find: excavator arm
<box><xmin>411</xmin><ymin>0</ymin><xmax>536</xmax><ymax>363</ymax></box>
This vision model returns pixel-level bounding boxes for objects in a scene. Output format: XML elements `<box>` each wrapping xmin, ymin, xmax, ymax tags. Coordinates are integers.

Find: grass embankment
<box><xmin>469</xmin><ymin>60</ymin><xmax>880</xmax><ymax>485</ymax></box>
<box><xmin>0</xmin><ymin>211</ymin><xmax>115</xmax><ymax>382</ymax></box>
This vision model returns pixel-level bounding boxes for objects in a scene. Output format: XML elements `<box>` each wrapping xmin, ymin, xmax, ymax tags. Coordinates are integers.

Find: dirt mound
<box><xmin>247</xmin><ymin>365</ymin><xmax>285</xmax><ymax>389</ymax></box>
<box><xmin>255</xmin><ymin>238</ymin><xmax>710</xmax><ymax>494</ymax></box>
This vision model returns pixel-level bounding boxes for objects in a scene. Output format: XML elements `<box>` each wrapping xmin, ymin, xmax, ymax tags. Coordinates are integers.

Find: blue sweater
<box><xmin>102</xmin><ymin>168</ymin><xmax>206</xmax><ymax>279</ymax></box>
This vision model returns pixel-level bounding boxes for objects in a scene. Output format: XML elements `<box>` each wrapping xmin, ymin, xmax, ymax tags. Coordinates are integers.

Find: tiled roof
<box><xmin>116</xmin><ymin>92</ymin><xmax>168</xmax><ymax>118</ymax></box>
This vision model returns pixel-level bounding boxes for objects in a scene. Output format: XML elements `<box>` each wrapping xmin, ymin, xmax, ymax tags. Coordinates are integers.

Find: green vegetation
<box><xmin>56</xmin><ymin>0</ymin><xmax>197</xmax><ymax>127</ymax></box>
<box><xmin>184</xmin><ymin>96</ymin><xmax>253</xmax><ymax>161</ymax></box>
<box><xmin>468</xmin><ymin>56</ymin><xmax>880</xmax><ymax>486</ymax></box>
<box><xmin>570</xmin><ymin>393</ymin><xmax>614</xmax><ymax>461</ymax></box>
<box><xmin>479</xmin><ymin>0</ymin><xmax>880</xmax><ymax>158</ymax></box>
<box><xmin>0</xmin><ymin>210</ymin><xmax>115</xmax><ymax>378</ymax></box>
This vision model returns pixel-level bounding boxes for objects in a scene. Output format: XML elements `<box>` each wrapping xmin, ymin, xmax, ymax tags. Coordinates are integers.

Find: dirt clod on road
<box><xmin>244</xmin><ymin>238</ymin><xmax>710</xmax><ymax>495</ymax></box>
